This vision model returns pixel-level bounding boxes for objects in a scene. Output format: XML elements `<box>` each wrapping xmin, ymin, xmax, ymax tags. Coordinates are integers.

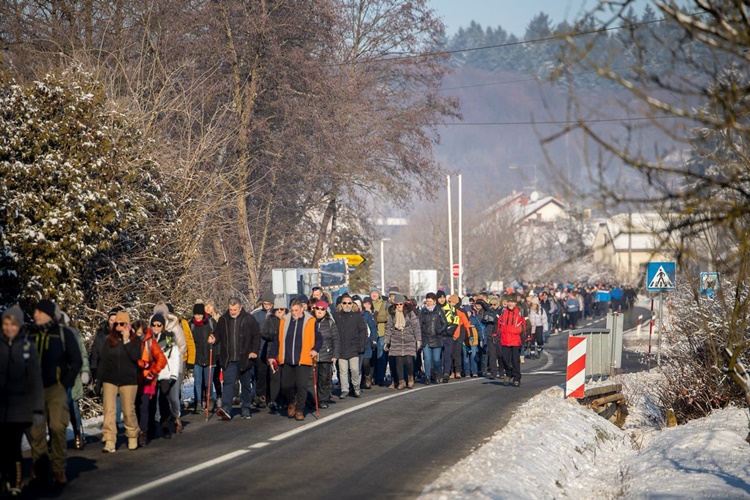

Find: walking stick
<box><xmin>206</xmin><ymin>345</ymin><xmax>213</xmax><ymax>423</ymax></box>
<box><xmin>312</xmin><ymin>358</ymin><xmax>320</xmax><ymax>419</ymax></box>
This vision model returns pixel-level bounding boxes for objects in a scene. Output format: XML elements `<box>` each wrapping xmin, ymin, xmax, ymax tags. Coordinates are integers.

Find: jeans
<box><xmin>66</xmin><ymin>387</ymin><xmax>82</xmax><ymax>433</ymax></box>
<box><xmin>462</xmin><ymin>344</ymin><xmax>478</xmax><ymax>376</ymax></box>
<box><xmin>338</xmin><ymin>356</ymin><xmax>361</xmax><ymax>395</ymax></box>
<box><xmin>422</xmin><ymin>346</ymin><xmax>442</xmax><ymax>380</ymax></box>
<box><xmin>193</xmin><ymin>365</ymin><xmax>216</xmax><ymax>406</ymax></box>
<box><xmin>376</xmin><ymin>337</ymin><xmax>387</xmax><ymax>385</ymax></box>
<box><xmin>221</xmin><ymin>361</ymin><xmax>254</xmax><ymax>414</ymax></box>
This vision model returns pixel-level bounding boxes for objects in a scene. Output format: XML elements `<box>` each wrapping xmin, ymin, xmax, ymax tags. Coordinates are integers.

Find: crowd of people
<box><xmin>0</xmin><ymin>281</ymin><xmax>636</xmax><ymax>495</ymax></box>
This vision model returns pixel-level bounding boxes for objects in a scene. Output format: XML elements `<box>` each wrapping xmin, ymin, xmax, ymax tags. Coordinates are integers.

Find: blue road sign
<box><xmin>700</xmin><ymin>272</ymin><xmax>719</xmax><ymax>298</ymax></box>
<box><xmin>647</xmin><ymin>262</ymin><xmax>676</xmax><ymax>291</ymax></box>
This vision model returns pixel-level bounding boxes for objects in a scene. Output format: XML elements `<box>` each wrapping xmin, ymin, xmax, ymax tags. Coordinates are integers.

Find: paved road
<box><xmin>32</xmin><ymin>307</ymin><xmax>649</xmax><ymax>500</ymax></box>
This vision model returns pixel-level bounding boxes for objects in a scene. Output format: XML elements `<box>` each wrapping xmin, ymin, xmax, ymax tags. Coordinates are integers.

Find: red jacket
<box><xmin>138</xmin><ymin>329</ymin><xmax>167</xmax><ymax>395</ymax></box>
<box><xmin>498</xmin><ymin>307</ymin><xmax>526</xmax><ymax>347</ymax></box>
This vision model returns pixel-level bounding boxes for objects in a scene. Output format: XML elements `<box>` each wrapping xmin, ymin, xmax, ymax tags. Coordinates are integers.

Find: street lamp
<box><xmin>380</xmin><ymin>238</ymin><xmax>391</xmax><ymax>293</ymax></box>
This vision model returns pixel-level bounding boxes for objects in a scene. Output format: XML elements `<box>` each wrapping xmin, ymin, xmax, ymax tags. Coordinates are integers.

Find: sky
<box><xmin>427</xmin><ymin>0</ymin><xmax>653</xmax><ymax>37</ymax></box>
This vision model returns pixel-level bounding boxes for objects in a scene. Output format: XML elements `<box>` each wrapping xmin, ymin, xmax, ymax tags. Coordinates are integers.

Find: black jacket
<box><xmin>214</xmin><ymin>309</ymin><xmax>260</xmax><ymax>371</ymax></box>
<box><xmin>99</xmin><ymin>334</ymin><xmax>142</xmax><ymax>386</ymax></box>
<box><xmin>333</xmin><ymin>310</ymin><xmax>367</xmax><ymax>359</ymax></box>
<box><xmin>189</xmin><ymin>319</ymin><xmax>214</xmax><ymax>367</ymax></box>
<box><xmin>28</xmin><ymin>321</ymin><xmax>83</xmax><ymax>389</ymax></box>
<box><xmin>0</xmin><ymin>330</ymin><xmax>44</xmax><ymax>423</ymax></box>
<box><xmin>316</xmin><ymin>316</ymin><xmax>340</xmax><ymax>363</ymax></box>
<box><xmin>420</xmin><ymin>306</ymin><xmax>448</xmax><ymax>348</ymax></box>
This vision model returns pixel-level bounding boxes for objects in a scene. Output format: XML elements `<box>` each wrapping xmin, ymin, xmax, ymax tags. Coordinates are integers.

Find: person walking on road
<box><xmin>384</xmin><ymin>293</ymin><xmax>420</xmax><ymax>389</ymax></box>
<box><xmin>333</xmin><ymin>294</ymin><xmax>367</xmax><ymax>398</ymax></box>
<box><xmin>499</xmin><ymin>296</ymin><xmax>526</xmax><ymax>387</ymax></box>
<box><xmin>312</xmin><ymin>300</ymin><xmax>339</xmax><ymax>409</ymax></box>
<box><xmin>419</xmin><ymin>292</ymin><xmax>447</xmax><ymax>384</ymax></box>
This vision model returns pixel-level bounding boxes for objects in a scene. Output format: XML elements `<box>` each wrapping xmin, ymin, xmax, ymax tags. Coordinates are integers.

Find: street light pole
<box><xmin>447</xmin><ymin>175</ymin><xmax>454</xmax><ymax>295</ymax></box>
<box><xmin>380</xmin><ymin>238</ymin><xmax>390</xmax><ymax>293</ymax></box>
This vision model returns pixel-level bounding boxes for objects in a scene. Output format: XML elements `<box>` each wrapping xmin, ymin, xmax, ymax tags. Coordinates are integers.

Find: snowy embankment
<box><xmin>420</xmin><ymin>373</ymin><xmax>750</xmax><ymax>499</ymax></box>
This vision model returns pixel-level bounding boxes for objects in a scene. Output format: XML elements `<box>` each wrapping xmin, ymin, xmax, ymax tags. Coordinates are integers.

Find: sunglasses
<box><xmin>341</xmin><ymin>301</ymin><xmax>352</xmax><ymax>305</ymax></box>
<box><xmin>396</xmin><ymin>303</ymin><xmax>404</xmax><ymax>306</ymax></box>
<box><xmin>151</xmin><ymin>323</ymin><xmax>163</xmax><ymax>328</ymax></box>
<box><xmin>115</xmin><ymin>322</ymin><xmax>128</xmax><ymax>327</ymax></box>
<box><xmin>313</xmin><ymin>306</ymin><xmax>327</xmax><ymax>311</ymax></box>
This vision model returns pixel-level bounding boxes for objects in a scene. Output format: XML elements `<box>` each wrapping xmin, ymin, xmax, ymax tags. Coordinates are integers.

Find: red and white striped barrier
<box><xmin>566</xmin><ymin>336</ymin><xmax>587</xmax><ymax>398</ymax></box>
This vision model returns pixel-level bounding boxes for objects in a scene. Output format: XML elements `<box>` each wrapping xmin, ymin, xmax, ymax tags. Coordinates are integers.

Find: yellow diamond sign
<box><xmin>333</xmin><ymin>254</ymin><xmax>365</xmax><ymax>266</ymax></box>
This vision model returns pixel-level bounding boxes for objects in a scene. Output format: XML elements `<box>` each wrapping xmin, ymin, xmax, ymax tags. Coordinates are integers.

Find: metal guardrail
<box><xmin>570</xmin><ymin>313</ymin><xmax>624</xmax><ymax>382</ymax></box>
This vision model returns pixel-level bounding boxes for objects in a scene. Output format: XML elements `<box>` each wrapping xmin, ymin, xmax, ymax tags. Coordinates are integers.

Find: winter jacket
<box><xmin>384</xmin><ymin>304</ymin><xmax>419</xmax><ymax>357</ymax></box>
<box><xmin>138</xmin><ymin>329</ymin><xmax>167</xmax><ymax>393</ymax></box>
<box><xmin>189</xmin><ymin>318</ymin><xmax>214</xmax><ymax>367</ymax></box>
<box><xmin>0</xmin><ymin>330</ymin><xmax>44</xmax><ymax>423</ymax></box>
<box><xmin>441</xmin><ymin>302</ymin><xmax>460</xmax><ymax>339</ymax></box>
<box><xmin>28</xmin><ymin>320</ymin><xmax>83</xmax><ymax>389</ymax></box>
<box><xmin>333</xmin><ymin>309</ymin><xmax>368</xmax><ymax>359</ymax></box>
<box><xmin>69</xmin><ymin>326</ymin><xmax>91</xmax><ymax>401</ymax></box>
<box><xmin>213</xmin><ymin>308</ymin><xmax>261</xmax><ymax>372</ymax></box>
<box><xmin>529</xmin><ymin>308</ymin><xmax>548</xmax><ymax>330</ymax></box>
<box><xmin>98</xmin><ymin>332</ymin><xmax>142</xmax><ymax>386</ymax></box>
<box><xmin>420</xmin><ymin>306</ymin><xmax>448</xmax><ymax>348</ymax></box>
<box><xmin>498</xmin><ymin>307</ymin><xmax>526</xmax><ymax>347</ymax></box>
<box><xmin>152</xmin><ymin>304</ymin><xmax>189</xmax><ymax>361</ymax></box>
<box><xmin>361</xmin><ymin>310</ymin><xmax>378</xmax><ymax>358</ymax></box>
<box><xmin>260</xmin><ymin>315</ymin><xmax>281</xmax><ymax>361</ymax></box>
<box><xmin>316</xmin><ymin>315</ymin><xmax>340</xmax><ymax>363</ymax></box>
<box><xmin>372</xmin><ymin>298</ymin><xmax>388</xmax><ymax>337</ymax></box>
<box><xmin>269</xmin><ymin>312</ymin><xmax>322</xmax><ymax>367</ymax></box>
<box><xmin>155</xmin><ymin>331</ymin><xmax>182</xmax><ymax>382</ymax></box>
<box><xmin>89</xmin><ymin>320</ymin><xmax>110</xmax><ymax>380</ymax></box>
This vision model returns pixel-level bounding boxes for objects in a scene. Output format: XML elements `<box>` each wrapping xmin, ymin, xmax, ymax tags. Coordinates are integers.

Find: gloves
<box><xmin>33</xmin><ymin>412</ymin><xmax>44</xmax><ymax>427</ymax></box>
<box><xmin>81</xmin><ymin>372</ymin><xmax>90</xmax><ymax>385</ymax></box>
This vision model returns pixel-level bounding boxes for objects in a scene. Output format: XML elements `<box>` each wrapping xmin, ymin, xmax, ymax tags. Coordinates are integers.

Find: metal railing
<box><xmin>570</xmin><ymin>313</ymin><xmax>624</xmax><ymax>382</ymax></box>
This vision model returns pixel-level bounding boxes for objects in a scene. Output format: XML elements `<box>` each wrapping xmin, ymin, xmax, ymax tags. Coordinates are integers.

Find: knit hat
<box><xmin>260</xmin><ymin>290</ymin><xmax>275</xmax><ymax>304</ymax></box>
<box><xmin>531</xmin><ymin>296</ymin><xmax>540</xmax><ymax>305</ymax></box>
<box><xmin>448</xmin><ymin>294</ymin><xmax>460</xmax><ymax>305</ymax></box>
<box><xmin>2</xmin><ymin>305</ymin><xmax>25</xmax><ymax>326</ymax></box>
<box><xmin>362</xmin><ymin>296</ymin><xmax>373</xmax><ymax>305</ymax></box>
<box><xmin>115</xmin><ymin>311</ymin><xmax>131</xmax><ymax>324</ymax></box>
<box><xmin>461</xmin><ymin>296</ymin><xmax>471</xmax><ymax>306</ymax></box>
<box><xmin>273</xmin><ymin>297</ymin><xmax>287</xmax><ymax>310</ymax></box>
<box><xmin>296</xmin><ymin>294</ymin><xmax>309</xmax><ymax>305</ymax></box>
<box><xmin>392</xmin><ymin>292</ymin><xmax>406</xmax><ymax>304</ymax></box>
<box><xmin>150</xmin><ymin>313</ymin><xmax>165</xmax><ymax>326</ymax></box>
<box><xmin>314</xmin><ymin>300</ymin><xmax>329</xmax><ymax>309</ymax></box>
<box><xmin>34</xmin><ymin>299</ymin><xmax>57</xmax><ymax>320</ymax></box>
<box><xmin>369</xmin><ymin>287</ymin><xmax>380</xmax><ymax>295</ymax></box>
<box><xmin>387</xmin><ymin>286</ymin><xmax>400</xmax><ymax>294</ymax></box>
<box><xmin>436</xmin><ymin>290</ymin><xmax>446</xmax><ymax>299</ymax></box>
<box><xmin>505</xmin><ymin>295</ymin><xmax>518</xmax><ymax>303</ymax></box>
<box><xmin>193</xmin><ymin>303</ymin><xmax>205</xmax><ymax>316</ymax></box>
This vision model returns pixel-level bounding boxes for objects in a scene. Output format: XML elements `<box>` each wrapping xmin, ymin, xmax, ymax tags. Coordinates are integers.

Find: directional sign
<box><xmin>700</xmin><ymin>272</ymin><xmax>719</xmax><ymax>298</ymax></box>
<box><xmin>333</xmin><ymin>254</ymin><xmax>365</xmax><ymax>266</ymax></box>
<box><xmin>646</xmin><ymin>261</ymin><xmax>676</xmax><ymax>291</ymax></box>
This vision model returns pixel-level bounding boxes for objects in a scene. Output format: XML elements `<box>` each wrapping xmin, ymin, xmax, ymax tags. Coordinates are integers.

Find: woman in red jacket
<box><xmin>132</xmin><ymin>319</ymin><xmax>167</xmax><ymax>446</ymax></box>
<box><xmin>498</xmin><ymin>295</ymin><xmax>526</xmax><ymax>387</ymax></box>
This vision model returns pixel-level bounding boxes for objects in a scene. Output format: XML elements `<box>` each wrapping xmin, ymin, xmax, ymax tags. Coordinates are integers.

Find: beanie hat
<box><xmin>531</xmin><ymin>296</ymin><xmax>540</xmax><ymax>305</ymax></box>
<box><xmin>436</xmin><ymin>290</ymin><xmax>446</xmax><ymax>299</ymax></box>
<box><xmin>461</xmin><ymin>296</ymin><xmax>471</xmax><ymax>306</ymax></box>
<box><xmin>150</xmin><ymin>313</ymin><xmax>165</xmax><ymax>326</ymax></box>
<box><xmin>2</xmin><ymin>305</ymin><xmax>25</xmax><ymax>327</ymax></box>
<box><xmin>362</xmin><ymin>296</ymin><xmax>373</xmax><ymax>305</ymax></box>
<box><xmin>273</xmin><ymin>296</ymin><xmax>287</xmax><ymax>310</ymax></box>
<box><xmin>193</xmin><ymin>303</ymin><xmax>205</xmax><ymax>316</ymax></box>
<box><xmin>314</xmin><ymin>300</ymin><xmax>329</xmax><ymax>309</ymax></box>
<box><xmin>387</xmin><ymin>286</ymin><xmax>400</xmax><ymax>294</ymax></box>
<box><xmin>392</xmin><ymin>292</ymin><xmax>406</xmax><ymax>304</ymax></box>
<box><xmin>296</xmin><ymin>294</ymin><xmax>309</xmax><ymax>305</ymax></box>
<box><xmin>34</xmin><ymin>299</ymin><xmax>57</xmax><ymax>320</ymax></box>
<box><xmin>115</xmin><ymin>311</ymin><xmax>131</xmax><ymax>324</ymax></box>
<box><xmin>369</xmin><ymin>287</ymin><xmax>380</xmax><ymax>295</ymax></box>
<box><xmin>448</xmin><ymin>294</ymin><xmax>460</xmax><ymax>305</ymax></box>
<box><xmin>260</xmin><ymin>290</ymin><xmax>275</xmax><ymax>304</ymax></box>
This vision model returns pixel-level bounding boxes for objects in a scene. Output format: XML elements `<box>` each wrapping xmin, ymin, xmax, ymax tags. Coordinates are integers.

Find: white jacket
<box><xmin>153</xmin><ymin>304</ymin><xmax>187</xmax><ymax>357</ymax></box>
<box><xmin>157</xmin><ymin>332</ymin><xmax>182</xmax><ymax>381</ymax></box>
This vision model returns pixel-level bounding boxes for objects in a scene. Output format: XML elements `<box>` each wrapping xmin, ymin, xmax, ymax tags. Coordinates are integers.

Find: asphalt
<box><xmin>26</xmin><ymin>306</ymin><xmax>649</xmax><ymax>500</ymax></box>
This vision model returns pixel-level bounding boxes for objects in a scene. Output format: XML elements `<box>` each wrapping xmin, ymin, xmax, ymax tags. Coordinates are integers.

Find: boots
<box><xmin>396</xmin><ymin>380</ymin><xmax>406</xmax><ymax>390</ymax></box>
<box><xmin>74</xmin><ymin>430</ymin><xmax>85</xmax><ymax>450</ymax></box>
<box><xmin>364</xmin><ymin>375</ymin><xmax>372</xmax><ymax>389</ymax></box>
<box><xmin>407</xmin><ymin>375</ymin><xmax>414</xmax><ymax>388</ymax></box>
<box><xmin>175</xmin><ymin>417</ymin><xmax>183</xmax><ymax>433</ymax></box>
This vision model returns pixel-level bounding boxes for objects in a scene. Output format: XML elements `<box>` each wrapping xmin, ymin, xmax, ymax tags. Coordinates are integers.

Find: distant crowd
<box><xmin>0</xmin><ymin>280</ymin><xmax>637</xmax><ymax>495</ymax></box>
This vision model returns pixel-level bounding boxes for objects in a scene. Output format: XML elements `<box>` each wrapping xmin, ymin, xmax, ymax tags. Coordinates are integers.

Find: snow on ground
<box><xmin>421</xmin><ymin>348</ymin><xmax>750</xmax><ymax>499</ymax></box>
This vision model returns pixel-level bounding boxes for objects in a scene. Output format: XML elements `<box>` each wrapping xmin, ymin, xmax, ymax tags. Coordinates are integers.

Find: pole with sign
<box><xmin>646</xmin><ymin>261</ymin><xmax>676</xmax><ymax>367</ymax></box>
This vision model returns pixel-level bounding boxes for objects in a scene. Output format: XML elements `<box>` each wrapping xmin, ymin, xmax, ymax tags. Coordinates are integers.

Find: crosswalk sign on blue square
<box><xmin>647</xmin><ymin>262</ymin><xmax>676</xmax><ymax>291</ymax></box>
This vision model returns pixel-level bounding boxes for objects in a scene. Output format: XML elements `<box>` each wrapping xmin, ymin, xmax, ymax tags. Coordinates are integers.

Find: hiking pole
<box><xmin>206</xmin><ymin>345</ymin><xmax>213</xmax><ymax>423</ymax></box>
<box><xmin>312</xmin><ymin>358</ymin><xmax>319</xmax><ymax>419</ymax></box>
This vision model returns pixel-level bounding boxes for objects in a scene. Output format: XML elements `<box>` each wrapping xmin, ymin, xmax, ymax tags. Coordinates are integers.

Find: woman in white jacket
<box><xmin>528</xmin><ymin>298</ymin><xmax>548</xmax><ymax>356</ymax></box>
<box><xmin>151</xmin><ymin>313</ymin><xmax>182</xmax><ymax>438</ymax></box>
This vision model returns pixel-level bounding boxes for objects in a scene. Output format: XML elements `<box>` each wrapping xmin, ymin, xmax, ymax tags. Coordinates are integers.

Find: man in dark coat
<box><xmin>208</xmin><ymin>297</ymin><xmax>260</xmax><ymax>420</ymax></box>
<box><xmin>333</xmin><ymin>293</ymin><xmax>367</xmax><ymax>398</ymax></box>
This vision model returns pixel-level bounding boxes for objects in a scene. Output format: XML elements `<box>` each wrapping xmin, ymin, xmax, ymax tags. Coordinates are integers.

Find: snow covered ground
<box><xmin>420</xmin><ymin>346</ymin><xmax>750</xmax><ymax>499</ymax></box>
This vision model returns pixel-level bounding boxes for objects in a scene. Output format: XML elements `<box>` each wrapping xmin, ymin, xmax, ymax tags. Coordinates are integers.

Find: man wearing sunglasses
<box><xmin>333</xmin><ymin>293</ymin><xmax>368</xmax><ymax>399</ymax></box>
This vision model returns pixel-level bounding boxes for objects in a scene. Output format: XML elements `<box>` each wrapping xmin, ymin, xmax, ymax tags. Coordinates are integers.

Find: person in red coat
<box><xmin>498</xmin><ymin>295</ymin><xmax>526</xmax><ymax>387</ymax></box>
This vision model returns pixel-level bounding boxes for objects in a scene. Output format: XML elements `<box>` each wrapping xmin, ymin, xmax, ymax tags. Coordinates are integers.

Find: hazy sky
<box><xmin>427</xmin><ymin>0</ymin><xmax>654</xmax><ymax>37</ymax></box>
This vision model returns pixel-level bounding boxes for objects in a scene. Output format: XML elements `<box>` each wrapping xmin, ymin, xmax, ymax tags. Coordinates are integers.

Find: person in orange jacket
<box><xmin>132</xmin><ymin>319</ymin><xmax>167</xmax><ymax>446</ymax></box>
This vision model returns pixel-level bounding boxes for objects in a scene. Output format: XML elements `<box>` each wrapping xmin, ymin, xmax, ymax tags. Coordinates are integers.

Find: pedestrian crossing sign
<box><xmin>646</xmin><ymin>262</ymin><xmax>676</xmax><ymax>291</ymax></box>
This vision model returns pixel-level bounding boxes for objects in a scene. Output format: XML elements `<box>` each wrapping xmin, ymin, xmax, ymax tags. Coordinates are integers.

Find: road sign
<box><xmin>646</xmin><ymin>262</ymin><xmax>676</xmax><ymax>291</ymax></box>
<box><xmin>333</xmin><ymin>254</ymin><xmax>365</xmax><ymax>266</ymax></box>
<box><xmin>452</xmin><ymin>264</ymin><xmax>460</xmax><ymax>277</ymax></box>
<box><xmin>700</xmin><ymin>272</ymin><xmax>719</xmax><ymax>297</ymax></box>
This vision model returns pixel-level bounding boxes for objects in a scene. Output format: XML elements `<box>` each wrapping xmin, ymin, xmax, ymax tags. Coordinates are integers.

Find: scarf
<box><xmin>395</xmin><ymin>310</ymin><xmax>406</xmax><ymax>330</ymax></box>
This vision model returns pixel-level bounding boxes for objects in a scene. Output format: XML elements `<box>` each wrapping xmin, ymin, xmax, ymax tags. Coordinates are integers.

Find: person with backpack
<box><xmin>1</xmin><ymin>305</ymin><xmax>44</xmax><ymax>497</ymax></box>
<box><xmin>152</xmin><ymin>303</ymin><xmax>190</xmax><ymax>431</ymax></box>
<box><xmin>151</xmin><ymin>313</ymin><xmax>182</xmax><ymax>437</ymax></box>
<box><xmin>28</xmin><ymin>300</ymin><xmax>83</xmax><ymax>487</ymax></box>
<box><xmin>132</xmin><ymin>319</ymin><xmax>166</xmax><ymax>446</ymax></box>
<box><xmin>189</xmin><ymin>303</ymin><xmax>216</xmax><ymax>413</ymax></box>
<box><xmin>57</xmin><ymin>310</ymin><xmax>91</xmax><ymax>451</ymax></box>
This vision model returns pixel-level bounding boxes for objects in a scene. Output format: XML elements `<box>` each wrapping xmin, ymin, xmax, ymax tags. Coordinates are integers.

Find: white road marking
<box><xmin>248</xmin><ymin>442</ymin><xmax>270</xmax><ymax>449</ymax></box>
<box><xmin>525</xmin><ymin>371</ymin><xmax>563</xmax><ymax>375</ymax></box>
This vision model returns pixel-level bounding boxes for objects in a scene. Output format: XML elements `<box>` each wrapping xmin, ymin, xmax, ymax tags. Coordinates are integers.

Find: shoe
<box><xmin>471</xmin><ymin>374</ymin><xmax>478</xmax><ymax>378</ymax></box>
<box><xmin>424</xmin><ymin>378</ymin><xmax>431</xmax><ymax>385</ymax></box>
<box><xmin>442</xmin><ymin>376</ymin><xmax>450</xmax><ymax>383</ymax></box>
<box><xmin>502</xmin><ymin>376</ymin><xmax>511</xmax><ymax>385</ymax></box>
<box><xmin>449</xmin><ymin>373</ymin><xmax>455</xmax><ymax>379</ymax></box>
<box><xmin>353</xmin><ymin>389</ymin><xmax>362</xmax><ymax>397</ymax></box>
<box><xmin>269</xmin><ymin>402</ymin><xmax>280</xmax><ymax>414</ymax></box>
<box><xmin>53</xmin><ymin>470</ymin><xmax>67</xmax><ymax>486</ymax></box>
<box><xmin>232</xmin><ymin>397</ymin><xmax>241</xmax><ymax>406</ymax></box>
<box><xmin>387</xmin><ymin>381</ymin><xmax>395</xmax><ymax>389</ymax></box>
<box><xmin>216</xmin><ymin>407</ymin><xmax>232</xmax><ymax>421</ymax></box>
<box><xmin>513</xmin><ymin>380</ymin><xmax>521</xmax><ymax>387</ymax></box>
<box><xmin>74</xmin><ymin>431</ymin><xmax>85</xmax><ymax>450</ymax></box>
<box><xmin>319</xmin><ymin>402</ymin><xmax>329</xmax><ymax>409</ymax></box>
<box><xmin>489</xmin><ymin>375</ymin><xmax>496</xmax><ymax>380</ymax></box>
<box><xmin>128</xmin><ymin>437</ymin><xmax>138</xmax><ymax>450</ymax></box>
<box><xmin>520</xmin><ymin>356</ymin><xmax>525</xmax><ymax>364</ymax></box>
<box><xmin>407</xmin><ymin>375</ymin><xmax>414</xmax><ymax>388</ymax></box>
<box><xmin>364</xmin><ymin>376</ymin><xmax>372</xmax><ymax>389</ymax></box>
<box><xmin>102</xmin><ymin>441</ymin><xmax>116</xmax><ymax>453</ymax></box>
<box><xmin>339</xmin><ymin>393</ymin><xmax>348</xmax><ymax>400</ymax></box>
<box><xmin>287</xmin><ymin>402</ymin><xmax>297</xmax><ymax>418</ymax></box>
<box><xmin>396</xmin><ymin>381</ymin><xmax>406</xmax><ymax>390</ymax></box>
<box><xmin>175</xmin><ymin>418</ymin><xmax>183</xmax><ymax>433</ymax></box>
<box><xmin>455</xmin><ymin>373</ymin><xmax>462</xmax><ymax>379</ymax></box>
<box><xmin>138</xmin><ymin>432</ymin><xmax>147</xmax><ymax>447</ymax></box>
<box><xmin>295</xmin><ymin>411</ymin><xmax>305</xmax><ymax>421</ymax></box>
<box><xmin>241</xmin><ymin>409</ymin><xmax>252</xmax><ymax>420</ymax></box>
<box><xmin>257</xmin><ymin>396</ymin><xmax>267</xmax><ymax>409</ymax></box>
<box><xmin>162</xmin><ymin>426</ymin><xmax>172</xmax><ymax>439</ymax></box>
